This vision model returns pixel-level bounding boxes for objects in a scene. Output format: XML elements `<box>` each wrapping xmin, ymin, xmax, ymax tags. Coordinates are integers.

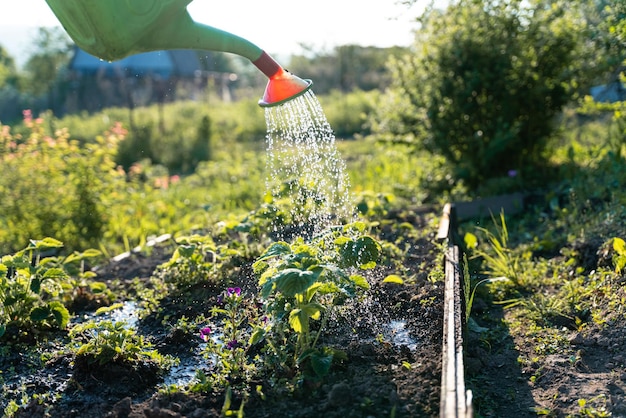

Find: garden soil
<box><xmin>2</xmin><ymin>210</ymin><xmax>445</xmax><ymax>418</ymax></box>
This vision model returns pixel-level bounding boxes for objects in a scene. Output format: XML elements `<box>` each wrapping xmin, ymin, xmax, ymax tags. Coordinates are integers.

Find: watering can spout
<box><xmin>44</xmin><ymin>0</ymin><xmax>311</xmax><ymax>107</ymax></box>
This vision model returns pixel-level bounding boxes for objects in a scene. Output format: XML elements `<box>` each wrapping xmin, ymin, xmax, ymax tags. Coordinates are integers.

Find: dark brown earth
<box><xmin>2</xmin><ymin>209</ymin><xmax>445</xmax><ymax>418</ymax></box>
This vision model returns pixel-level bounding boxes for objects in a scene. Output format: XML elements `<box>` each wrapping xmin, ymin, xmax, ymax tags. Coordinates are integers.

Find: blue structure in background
<box><xmin>69</xmin><ymin>47</ymin><xmax>202</xmax><ymax>78</ymax></box>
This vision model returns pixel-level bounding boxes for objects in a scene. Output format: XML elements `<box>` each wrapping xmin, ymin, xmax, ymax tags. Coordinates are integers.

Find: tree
<box><xmin>23</xmin><ymin>27</ymin><xmax>72</xmax><ymax>109</ymax></box>
<box><xmin>374</xmin><ymin>0</ymin><xmax>588</xmax><ymax>191</ymax></box>
<box><xmin>0</xmin><ymin>45</ymin><xmax>18</xmax><ymax>88</ymax></box>
<box><xmin>288</xmin><ymin>45</ymin><xmax>405</xmax><ymax>94</ymax></box>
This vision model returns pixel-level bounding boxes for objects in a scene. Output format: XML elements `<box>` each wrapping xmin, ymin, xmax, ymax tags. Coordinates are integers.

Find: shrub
<box><xmin>374</xmin><ymin>0</ymin><xmax>586</xmax><ymax>191</ymax></box>
<box><xmin>0</xmin><ymin>113</ymin><xmax>123</xmax><ymax>253</ymax></box>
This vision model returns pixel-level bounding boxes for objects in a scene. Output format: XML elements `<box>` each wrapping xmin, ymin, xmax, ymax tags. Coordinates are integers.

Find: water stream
<box><xmin>263</xmin><ymin>90</ymin><xmax>356</xmax><ymax>240</ymax></box>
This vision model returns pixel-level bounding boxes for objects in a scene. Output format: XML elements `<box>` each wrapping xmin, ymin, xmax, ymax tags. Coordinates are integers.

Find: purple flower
<box><xmin>226</xmin><ymin>339</ymin><xmax>239</xmax><ymax>350</ymax></box>
<box><xmin>199</xmin><ymin>327</ymin><xmax>211</xmax><ymax>341</ymax></box>
<box><xmin>508</xmin><ymin>170</ymin><xmax>518</xmax><ymax>178</ymax></box>
<box><xmin>227</xmin><ymin>287</ymin><xmax>241</xmax><ymax>297</ymax></box>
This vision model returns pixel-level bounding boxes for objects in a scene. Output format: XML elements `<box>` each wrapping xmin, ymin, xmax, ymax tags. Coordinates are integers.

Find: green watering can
<box><xmin>44</xmin><ymin>0</ymin><xmax>312</xmax><ymax>107</ymax></box>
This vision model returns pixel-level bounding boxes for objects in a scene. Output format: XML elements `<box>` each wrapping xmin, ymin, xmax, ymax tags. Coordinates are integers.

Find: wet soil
<box><xmin>1</xmin><ymin>209</ymin><xmax>445</xmax><ymax>418</ymax></box>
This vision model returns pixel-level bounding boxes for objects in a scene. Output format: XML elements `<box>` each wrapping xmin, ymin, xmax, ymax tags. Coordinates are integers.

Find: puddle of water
<box><xmin>107</xmin><ymin>301</ymin><xmax>139</xmax><ymax>328</ymax></box>
<box><xmin>163</xmin><ymin>345</ymin><xmax>208</xmax><ymax>387</ymax></box>
<box><xmin>385</xmin><ymin>319</ymin><xmax>418</xmax><ymax>350</ymax></box>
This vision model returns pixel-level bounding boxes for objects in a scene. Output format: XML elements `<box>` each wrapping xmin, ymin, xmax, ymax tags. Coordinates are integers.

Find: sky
<box><xmin>0</xmin><ymin>0</ymin><xmax>431</xmax><ymax>67</ymax></box>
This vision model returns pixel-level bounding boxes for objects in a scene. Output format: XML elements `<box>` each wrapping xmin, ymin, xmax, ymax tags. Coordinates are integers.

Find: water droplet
<box><xmin>264</xmin><ymin>90</ymin><xmax>356</xmax><ymax>241</ymax></box>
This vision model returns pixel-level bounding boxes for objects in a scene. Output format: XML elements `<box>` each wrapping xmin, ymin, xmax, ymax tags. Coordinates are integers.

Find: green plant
<box><xmin>193</xmin><ymin>286</ymin><xmax>265</xmax><ymax>408</ymax></box>
<box><xmin>0</xmin><ymin>115</ymin><xmax>122</xmax><ymax>253</ymax></box>
<box><xmin>69</xmin><ymin>319</ymin><xmax>172</xmax><ymax>367</ymax></box>
<box><xmin>611</xmin><ymin>237</ymin><xmax>626</xmax><ymax>274</ymax></box>
<box><xmin>375</xmin><ymin>0</ymin><xmax>587</xmax><ymax>190</ymax></box>
<box><xmin>0</xmin><ymin>238</ymin><xmax>72</xmax><ymax>338</ymax></box>
<box><xmin>252</xmin><ymin>222</ymin><xmax>379</xmax><ymax>381</ymax></box>
<box><xmin>465</xmin><ymin>211</ymin><xmax>524</xmax><ymax>287</ymax></box>
<box><xmin>189</xmin><ymin>286</ymin><xmax>278</xmax><ymax>418</ymax></box>
<box><xmin>155</xmin><ymin>235</ymin><xmax>219</xmax><ymax>289</ymax></box>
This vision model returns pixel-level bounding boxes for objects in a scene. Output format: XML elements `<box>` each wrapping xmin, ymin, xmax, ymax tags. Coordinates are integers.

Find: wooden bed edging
<box><xmin>438</xmin><ymin>193</ymin><xmax>526</xmax><ymax>416</ymax></box>
<box><xmin>439</xmin><ymin>203</ymin><xmax>472</xmax><ymax>418</ymax></box>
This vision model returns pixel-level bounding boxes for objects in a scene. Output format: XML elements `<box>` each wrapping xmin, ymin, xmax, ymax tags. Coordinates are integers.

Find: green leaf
<box><xmin>613</xmin><ymin>237</ymin><xmax>626</xmax><ymax>256</ymax></box>
<box><xmin>309</xmin><ymin>349</ymin><xmax>334</xmax><ymax>378</ymax></box>
<box><xmin>89</xmin><ymin>281</ymin><xmax>108</xmax><ymax>293</ymax></box>
<box><xmin>464</xmin><ymin>232</ymin><xmax>478</xmax><ymax>249</ymax></box>
<box><xmin>0</xmin><ymin>324</ymin><xmax>5</xmax><ymax>338</ymax></box>
<box><xmin>50</xmin><ymin>301</ymin><xmax>70</xmax><ymax>329</ymax></box>
<box><xmin>177</xmin><ymin>244</ymin><xmax>197</xmax><ymax>258</ymax></box>
<box><xmin>274</xmin><ymin>268</ymin><xmax>317</xmax><ymax>297</ymax></box>
<box><xmin>249</xmin><ymin>327</ymin><xmax>266</xmax><ymax>345</ymax></box>
<box><xmin>338</xmin><ymin>236</ymin><xmax>380</xmax><ymax>268</ymax></box>
<box><xmin>288</xmin><ymin>309</ymin><xmax>307</xmax><ymax>333</ymax></box>
<box><xmin>30</xmin><ymin>277</ymin><xmax>42</xmax><ymax>294</ymax></box>
<box><xmin>302</xmin><ymin>302</ymin><xmax>324</xmax><ymax>320</ymax></box>
<box><xmin>383</xmin><ymin>275</ymin><xmax>404</xmax><ymax>285</ymax></box>
<box><xmin>350</xmin><ymin>274</ymin><xmax>370</xmax><ymax>289</ymax></box>
<box><xmin>30</xmin><ymin>306</ymin><xmax>51</xmax><ymax>322</ymax></box>
<box><xmin>257</xmin><ymin>242</ymin><xmax>292</xmax><ymax>261</ymax></box>
<box><xmin>31</xmin><ymin>238</ymin><xmax>64</xmax><ymax>251</ymax></box>
<box><xmin>305</xmin><ymin>282</ymin><xmax>324</xmax><ymax>302</ymax></box>
<box><xmin>65</xmin><ymin>249</ymin><xmax>102</xmax><ymax>264</ymax></box>
<box><xmin>43</xmin><ymin>268</ymin><xmax>68</xmax><ymax>280</ymax></box>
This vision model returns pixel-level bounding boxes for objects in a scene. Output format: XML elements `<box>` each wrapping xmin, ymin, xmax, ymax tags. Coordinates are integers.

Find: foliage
<box><xmin>69</xmin><ymin>319</ymin><xmax>172</xmax><ymax>367</ymax></box>
<box><xmin>22</xmin><ymin>27</ymin><xmax>72</xmax><ymax>98</ymax></box>
<box><xmin>155</xmin><ymin>235</ymin><xmax>220</xmax><ymax>289</ymax></box>
<box><xmin>193</xmin><ymin>287</ymin><xmax>264</xmax><ymax>398</ymax></box>
<box><xmin>0</xmin><ymin>45</ymin><xmax>18</xmax><ymax>88</ymax></box>
<box><xmin>287</xmin><ymin>44</ymin><xmax>406</xmax><ymax>95</ymax></box>
<box><xmin>465</xmin><ymin>211</ymin><xmax>525</xmax><ymax>288</ymax></box>
<box><xmin>0</xmin><ymin>113</ymin><xmax>122</xmax><ymax>253</ymax></box>
<box><xmin>611</xmin><ymin>237</ymin><xmax>626</xmax><ymax>274</ymax></box>
<box><xmin>375</xmin><ymin>0</ymin><xmax>587</xmax><ymax>190</ymax></box>
<box><xmin>253</xmin><ymin>222</ymin><xmax>379</xmax><ymax>381</ymax></box>
<box><xmin>318</xmin><ymin>89</ymin><xmax>379</xmax><ymax>139</ymax></box>
<box><xmin>0</xmin><ymin>238</ymin><xmax>70</xmax><ymax>338</ymax></box>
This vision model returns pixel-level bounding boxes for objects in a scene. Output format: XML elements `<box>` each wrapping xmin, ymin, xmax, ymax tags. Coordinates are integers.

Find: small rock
<box><xmin>327</xmin><ymin>382</ymin><xmax>353</xmax><ymax>407</ymax></box>
<box><xmin>569</xmin><ymin>332</ymin><xmax>584</xmax><ymax>345</ymax></box>
<box><xmin>108</xmin><ymin>397</ymin><xmax>131</xmax><ymax>418</ymax></box>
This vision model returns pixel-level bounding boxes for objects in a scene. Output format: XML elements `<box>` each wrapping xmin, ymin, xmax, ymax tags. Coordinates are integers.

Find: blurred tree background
<box><xmin>1</xmin><ymin>0</ymin><xmax>625</xmax><ymax>192</ymax></box>
<box><xmin>373</xmin><ymin>0</ymin><xmax>624</xmax><ymax>191</ymax></box>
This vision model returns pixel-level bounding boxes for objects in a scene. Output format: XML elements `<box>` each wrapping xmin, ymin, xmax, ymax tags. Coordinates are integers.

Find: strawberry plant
<box><xmin>0</xmin><ymin>238</ymin><xmax>70</xmax><ymax>338</ymax></box>
<box><xmin>252</xmin><ymin>222</ymin><xmax>380</xmax><ymax>381</ymax></box>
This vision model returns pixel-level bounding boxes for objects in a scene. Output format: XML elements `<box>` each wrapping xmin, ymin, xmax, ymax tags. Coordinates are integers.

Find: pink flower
<box><xmin>199</xmin><ymin>327</ymin><xmax>212</xmax><ymax>341</ymax></box>
<box><xmin>227</xmin><ymin>287</ymin><xmax>241</xmax><ymax>297</ymax></box>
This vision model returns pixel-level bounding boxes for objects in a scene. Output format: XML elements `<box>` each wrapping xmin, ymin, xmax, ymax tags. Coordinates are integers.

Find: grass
<box><xmin>450</xmin><ymin>102</ymin><xmax>626</xmax><ymax>416</ymax></box>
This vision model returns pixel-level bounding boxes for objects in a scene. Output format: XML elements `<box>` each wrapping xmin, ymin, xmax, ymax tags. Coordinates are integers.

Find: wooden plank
<box><xmin>438</xmin><ymin>196</ymin><xmax>474</xmax><ymax>417</ymax></box>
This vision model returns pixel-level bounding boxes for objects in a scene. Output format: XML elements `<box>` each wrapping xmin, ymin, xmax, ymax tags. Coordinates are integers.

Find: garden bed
<box><xmin>454</xmin><ymin>193</ymin><xmax>626</xmax><ymax>417</ymax></box>
<box><xmin>1</xmin><ymin>207</ymin><xmax>446</xmax><ymax>418</ymax></box>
